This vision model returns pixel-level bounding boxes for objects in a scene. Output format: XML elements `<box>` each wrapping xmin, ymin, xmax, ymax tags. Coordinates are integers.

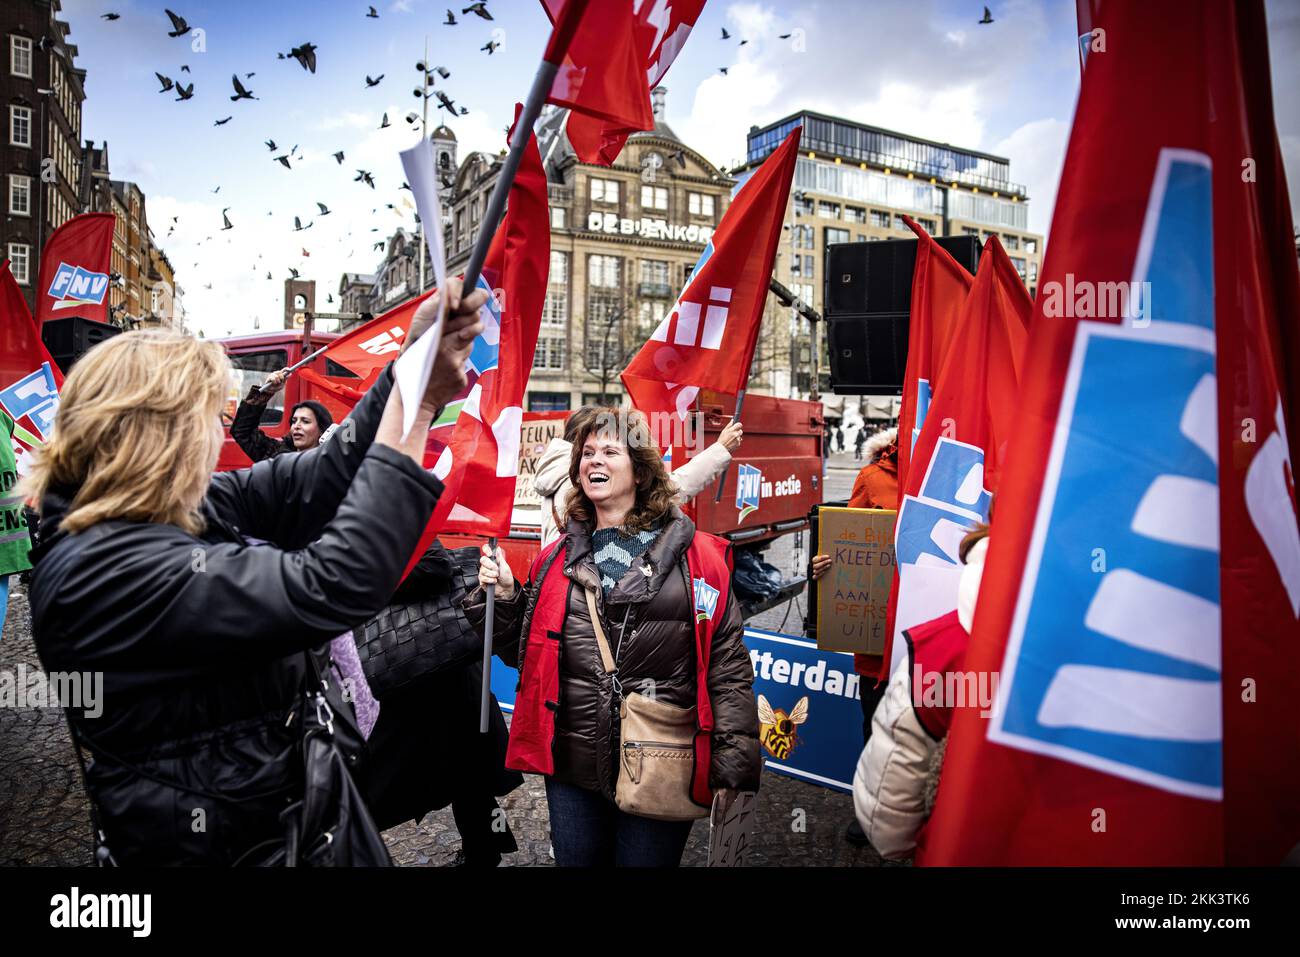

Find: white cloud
<box><xmin>992</xmin><ymin>117</ymin><xmax>1070</xmax><ymax>238</ymax></box>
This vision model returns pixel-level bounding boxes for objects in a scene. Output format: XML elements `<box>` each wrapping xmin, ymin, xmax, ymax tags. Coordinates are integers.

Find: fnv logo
<box><xmin>735</xmin><ymin>463</ymin><xmax>761</xmax><ymax>520</ymax></box>
<box><xmin>359</xmin><ymin>324</ymin><xmax>405</xmax><ymax>356</ymax></box>
<box><xmin>650</xmin><ymin>285</ymin><xmax>732</xmax><ymax>350</ymax></box>
<box><xmin>47</xmin><ymin>262</ymin><xmax>110</xmax><ymax>310</ymax></box>
<box><xmin>693</xmin><ymin>577</ymin><xmax>720</xmax><ymax>621</ymax></box>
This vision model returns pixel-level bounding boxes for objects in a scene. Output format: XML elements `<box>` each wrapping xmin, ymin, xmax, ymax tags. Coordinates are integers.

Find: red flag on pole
<box><xmin>920</xmin><ymin>0</ymin><xmax>1300</xmax><ymax>865</ymax></box>
<box><xmin>1</xmin><ymin>260</ymin><xmax>63</xmax><ymax>473</ymax></box>
<box><xmin>541</xmin><ymin>0</ymin><xmax>706</xmax><ymax>165</ymax></box>
<box><xmin>895</xmin><ymin>216</ymin><xmax>976</xmax><ymax>504</ymax></box>
<box><xmin>883</xmin><ymin>237</ymin><xmax>1031</xmax><ymax>681</ymax></box>
<box><xmin>33</xmin><ymin>212</ymin><xmax>116</xmax><ymax>327</ymax></box>
<box><xmin>321</xmin><ymin>290</ymin><xmax>434</xmax><ymax>380</ymax></box>
<box><xmin>391</xmin><ymin>125</ymin><xmax>551</xmax><ymax>574</ymax></box>
<box><xmin>621</xmin><ymin>126</ymin><xmax>801</xmax><ymax>450</ymax></box>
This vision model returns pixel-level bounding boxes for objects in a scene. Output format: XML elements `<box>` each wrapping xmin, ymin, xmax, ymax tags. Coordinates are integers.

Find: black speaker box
<box><xmin>41</xmin><ymin>316</ymin><xmax>122</xmax><ymax>373</ymax></box>
<box><xmin>825</xmin><ymin>235</ymin><xmax>981</xmax><ymax>316</ymax></box>
<box><xmin>827</xmin><ymin>312</ymin><xmax>908</xmax><ymax>394</ymax></box>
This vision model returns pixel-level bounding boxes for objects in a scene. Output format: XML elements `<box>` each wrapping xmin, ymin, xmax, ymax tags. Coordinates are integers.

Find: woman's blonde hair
<box><xmin>564</xmin><ymin>407</ymin><xmax>676</xmax><ymax>532</ymax></box>
<box><xmin>25</xmin><ymin>329</ymin><xmax>231</xmax><ymax>536</ymax></box>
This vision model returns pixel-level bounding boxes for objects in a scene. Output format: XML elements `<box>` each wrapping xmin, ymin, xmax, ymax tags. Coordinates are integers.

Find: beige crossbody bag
<box><xmin>584</xmin><ymin>588</ymin><xmax>708</xmax><ymax>822</ymax></box>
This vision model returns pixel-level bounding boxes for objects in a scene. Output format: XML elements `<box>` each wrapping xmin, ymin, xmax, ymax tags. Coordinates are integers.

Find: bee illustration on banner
<box><xmin>757</xmin><ymin>694</ymin><xmax>809</xmax><ymax>760</ymax></box>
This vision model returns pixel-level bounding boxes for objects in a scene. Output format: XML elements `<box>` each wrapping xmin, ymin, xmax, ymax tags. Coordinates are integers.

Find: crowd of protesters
<box><xmin>6</xmin><ymin>277</ymin><xmax>973</xmax><ymax>867</ymax></box>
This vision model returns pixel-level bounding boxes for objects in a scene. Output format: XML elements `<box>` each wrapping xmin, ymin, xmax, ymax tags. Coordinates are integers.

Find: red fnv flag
<box><xmin>621</xmin><ymin>126</ymin><xmax>801</xmax><ymax>449</ymax></box>
<box><xmin>34</xmin><ymin>213</ymin><xmax>116</xmax><ymax>327</ymax></box>
<box><xmin>1</xmin><ymin>261</ymin><xmax>63</xmax><ymax>473</ymax></box>
<box><xmin>542</xmin><ymin>0</ymin><xmax>706</xmax><ymax>165</ymax></box>
<box><xmin>921</xmin><ymin>0</ymin><xmax>1300</xmax><ymax>865</ymax></box>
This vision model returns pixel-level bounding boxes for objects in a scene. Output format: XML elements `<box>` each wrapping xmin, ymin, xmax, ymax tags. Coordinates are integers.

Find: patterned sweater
<box><xmin>590</xmin><ymin>520</ymin><xmax>665</xmax><ymax>596</ymax></box>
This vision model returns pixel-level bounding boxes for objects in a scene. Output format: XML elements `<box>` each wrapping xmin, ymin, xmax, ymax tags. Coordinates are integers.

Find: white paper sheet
<box><xmin>394</xmin><ymin>137</ymin><xmax>449</xmax><ymax>438</ymax></box>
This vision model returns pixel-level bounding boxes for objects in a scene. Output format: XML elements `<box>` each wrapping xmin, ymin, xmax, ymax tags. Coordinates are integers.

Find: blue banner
<box><xmin>490</xmin><ymin>627</ymin><xmax>864</xmax><ymax>793</ymax></box>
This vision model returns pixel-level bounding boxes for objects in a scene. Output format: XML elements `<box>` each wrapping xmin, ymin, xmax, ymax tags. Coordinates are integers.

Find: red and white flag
<box><xmin>321</xmin><ymin>291</ymin><xmax>433</xmax><ymax>381</ymax></box>
<box><xmin>883</xmin><ymin>236</ymin><xmax>1031</xmax><ymax>680</ymax></box>
<box><xmin>34</xmin><ymin>212</ymin><xmax>116</xmax><ymax>327</ymax></box>
<box><xmin>895</xmin><ymin>217</ymin><xmax>975</xmax><ymax>503</ymax></box>
<box><xmin>0</xmin><ymin>260</ymin><xmax>63</xmax><ymax>473</ymax></box>
<box><xmin>541</xmin><ymin>0</ymin><xmax>706</xmax><ymax>165</ymax></box>
<box><xmin>622</xmin><ymin>126</ymin><xmax>800</xmax><ymax>453</ymax></box>
<box><xmin>921</xmin><ymin>0</ymin><xmax>1300</xmax><ymax>865</ymax></box>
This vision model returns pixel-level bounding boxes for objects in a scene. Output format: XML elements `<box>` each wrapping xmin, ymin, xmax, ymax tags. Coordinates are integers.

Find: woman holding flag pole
<box><xmin>23</xmin><ymin>279</ymin><xmax>486</xmax><ymax>866</ymax></box>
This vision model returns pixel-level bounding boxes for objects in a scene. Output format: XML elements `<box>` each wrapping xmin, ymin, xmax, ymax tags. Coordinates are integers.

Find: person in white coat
<box><xmin>533</xmin><ymin>410</ymin><xmax>744</xmax><ymax>547</ymax></box>
<box><xmin>851</xmin><ymin>525</ymin><xmax>989</xmax><ymax>860</ymax></box>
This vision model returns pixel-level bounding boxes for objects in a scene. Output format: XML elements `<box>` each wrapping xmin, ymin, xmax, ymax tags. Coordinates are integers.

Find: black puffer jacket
<box><xmin>230</xmin><ymin>385</ymin><xmax>294</xmax><ymax>462</ymax></box>
<box><xmin>465</xmin><ymin>509</ymin><xmax>761</xmax><ymax>800</ymax></box>
<box><xmin>28</xmin><ymin>366</ymin><xmax>443</xmax><ymax>866</ymax></box>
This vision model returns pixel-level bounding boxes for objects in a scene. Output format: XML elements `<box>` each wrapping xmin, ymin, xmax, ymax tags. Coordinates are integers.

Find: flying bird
<box><xmin>293</xmin><ymin>216</ymin><xmax>311</xmax><ymax>231</ymax></box>
<box><xmin>275</xmin><ymin>155</ymin><xmax>291</xmax><ymax>169</ymax></box>
<box><xmin>301</xmin><ymin>248</ymin><xmax>310</xmax><ymax>257</ymax></box>
<box><xmin>720</xmin><ymin>27</ymin><xmax>730</xmax><ymax>40</ymax></box>
<box><xmin>265</xmin><ymin>139</ymin><xmax>277</xmax><ymax>151</ymax></box>
<box><xmin>481</xmin><ymin>40</ymin><xmax>498</xmax><ymax>54</ymax></box>
<box><xmin>165</xmin><ymin>9</ymin><xmax>190</xmax><ymax>37</ymax></box>
<box><xmin>463</xmin><ymin>2</ymin><xmax>493</xmax><ymax>20</ymax></box>
<box><xmin>718</xmin><ymin>67</ymin><xmax>728</xmax><ymax>75</ymax></box>
<box><xmin>230</xmin><ymin>74</ymin><xmax>256</xmax><ymax>101</ymax></box>
<box><xmin>245</xmin><ymin>72</ymin><xmax>256</xmax><ymax>78</ymax></box>
<box><xmin>283</xmin><ymin>42</ymin><xmax>318</xmax><ymax>73</ymax></box>
<box><xmin>435</xmin><ymin>90</ymin><xmax>457</xmax><ymax>112</ymax></box>
<box><xmin>102</xmin><ymin>13</ymin><xmax>121</xmax><ymax>21</ymax></box>
<box><xmin>379</xmin><ymin>112</ymin><xmax>390</xmax><ymax>128</ymax></box>
<box><xmin>155</xmin><ymin>72</ymin><xmax>174</xmax><ymax>92</ymax></box>
<box><xmin>221</xmin><ymin>208</ymin><xmax>233</xmax><ymax>230</ymax></box>
<box><xmin>266</xmin><ymin>271</ymin><xmax>273</xmax><ymax>280</ymax></box>
<box><xmin>672</xmin><ymin>149</ymin><xmax>686</xmax><ymax>168</ymax></box>
<box><xmin>180</xmin><ymin>64</ymin><xmax>191</xmax><ymax>73</ymax></box>
<box><xmin>316</xmin><ymin>202</ymin><xmax>331</xmax><ymax>215</ymax></box>
<box><xmin>214</xmin><ymin>116</ymin><xmax>232</xmax><ymax>126</ymax></box>
<box><xmin>444</xmin><ymin>9</ymin><xmax>457</xmax><ymax>25</ymax></box>
<box><xmin>739</xmin><ymin>39</ymin><xmax>748</xmax><ymax>46</ymax></box>
<box><xmin>333</xmin><ymin>150</ymin><xmax>345</xmax><ymax>164</ymax></box>
<box><xmin>979</xmin><ymin>5</ymin><xmax>994</xmax><ymax>24</ymax></box>
<box><xmin>174</xmin><ymin>82</ymin><xmax>194</xmax><ymax>100</ymax></box>
<box><xmin>779</xmin><ymin>32</ymin><xmax>792</xmax><ymax>39</ymax></box>
<box><xmin>327</xmin><ymin>293</ymin><xmax>335</xmax><ymax>304</ymax></box>
<box><xmin>366</xmin><ymin>5</ymin><xmax>379</xmax><ymax>17</ymax></box>
<box><xmin>365</xmin><ymin>74</ymin><xmax>384</xmax><ymax>87</ymax></box>
<box><xmin>458</xmin><ymin>106</ymin><xmax>468</xmax><ymax>115</ymax></box>
<box><xmin>289</xmin><ymin>268</ymin><xmax>300</xmax><ymax>279</ymax></box>
<box><xmin>354</xmin><ymin>169</ymin><xmax>375</xmax><ymax>188</ymax></box>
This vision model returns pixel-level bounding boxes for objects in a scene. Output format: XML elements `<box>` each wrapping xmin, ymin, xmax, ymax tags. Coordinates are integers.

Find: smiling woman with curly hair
<box><xmin>466</xmin><ymin>406</ymin><xmax>761</xmax><ymax>868</ymax></box>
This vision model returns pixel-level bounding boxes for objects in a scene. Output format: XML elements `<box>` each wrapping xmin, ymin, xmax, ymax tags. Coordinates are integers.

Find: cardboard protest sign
<box><xmin>816</xmin><ymin>507</ymin><xmax>896</xmax><ymax>656</ymax></box>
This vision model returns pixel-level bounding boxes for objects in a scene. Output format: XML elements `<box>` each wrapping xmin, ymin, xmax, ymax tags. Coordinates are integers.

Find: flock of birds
<box><xmin>96</xmin><ymin>3</ymin><xmax>1000</xmax><ymax>303</ymax></box>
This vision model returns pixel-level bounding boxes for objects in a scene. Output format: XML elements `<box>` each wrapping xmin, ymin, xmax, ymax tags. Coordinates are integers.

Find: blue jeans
<box><xmin>544</xmin><ymin>777</ymin><xmax>694</xmax><ymax>867</ymax></box>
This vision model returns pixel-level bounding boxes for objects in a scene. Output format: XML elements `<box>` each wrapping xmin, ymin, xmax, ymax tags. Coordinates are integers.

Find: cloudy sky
<box><xmin>57</xmin><ymin>0</ymin><xmax>1299</xmax><ymax>337</ymax></box>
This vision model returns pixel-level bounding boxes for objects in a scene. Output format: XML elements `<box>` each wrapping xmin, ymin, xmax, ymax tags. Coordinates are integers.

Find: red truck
<box><xmin>217</xmin><ymin>332</ymin><xmax>825</xmax><ymax>617</ymax></box>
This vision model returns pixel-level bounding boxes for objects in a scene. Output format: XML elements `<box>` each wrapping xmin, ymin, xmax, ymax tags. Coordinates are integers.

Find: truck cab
<box><xmin>216</xmin><ymin>330</ymin><xmax>353</xmax><ymax>470</ymax></box>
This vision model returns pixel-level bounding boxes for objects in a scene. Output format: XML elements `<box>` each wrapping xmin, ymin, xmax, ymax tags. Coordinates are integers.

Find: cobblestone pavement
<box><xmin>1</xmin><ymin>461</ymin><xmax>891</xmax><ymax>867</ymax></box>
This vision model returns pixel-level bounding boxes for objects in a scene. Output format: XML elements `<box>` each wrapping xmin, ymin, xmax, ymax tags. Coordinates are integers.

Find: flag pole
<box><xmin>478</xmin><ymin>0</ymin><xmax>587</xmax><ymax>733</ymax></box>
<box><xmin>713</xmin><ymin>389</ymin><xmax>746</xmax><ymax>502</ymax></box>
<box><xmin>258</xmin><ymin>343</ymin><xmax>331</xmax><ymax>394</ymax></box>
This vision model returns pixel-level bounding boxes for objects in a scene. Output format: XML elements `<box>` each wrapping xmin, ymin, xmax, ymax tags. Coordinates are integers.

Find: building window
<box><xmin>794</xmin><ymin>224</ymin><xmax>814</xmax><ymax>249</ymax></box>
<box><xmin>10</xmin><ymin>105</ymin><xmax>32</xmax><ymax>148</ymax></box>
<box><xmin>8</xmin><ymin>174</ymin><xmax>31</xmax><ymax>216</ymax></box>
<box><xmin>825</xmin><ymin>227</ymin><xmax>850</xmax><ymax>246</ymax></box>
<box><xmin>687</xmin><ymin>192</ymin><xmax>715</xmax><ymax>217</ymax></box>
<box><xmin>637</xmin><ymin>298</ymin><xmax>666</xmax><ymax>332</ymax></box>
<box><xmin>870</xmin><ymin>210</ymin><xmax>890</xmax><ymax>229</ymax></box>
<box><xmin>10</xmin><ymin>36</ymin><xmax>32</xmax><ymax>78</ymax></box>
<box><xmin>1024</xmin><ymin>238</ymin><xmax>1037</xmax><ymax>254</ymax></box>
<box><xmin>963</xmin><ymin>226</ymin><xmax>980</xmax><ymax>236</ymax></box>
<box><xmin>1011</xmin><ymin>256</ymin><xmax>1027</xmax><ymax>279</ymax></box>
<box><xmin>588</xmin><ymin>254</ymin><xmax>621</xmax><ymax>290</ymax></box>
<box><xmin>639</xmin><ymin>258</ymin><xmax>670</xmax><ymax>286</ymax></box>
<box><xmin>844</xmin><ymin>206</ymin><xmax>866</xmax><ymax>224</ymax></box>
<box><xmin>894</xmin><ymin>215</ymin><xmax>912</xmax><ymax>231</ymax></box>
<box><xmin>1028</xmin><ymin>260</ymin><xmax>1038</xmax><ymax>282</ymax></box>
<box><xmin>544</xmin><ymin>251</ymin><xmax>568</xmax><ymax>328</ymax></box>
<box><xmin>817</xmin><ymin>201</ymin><xmax>839</xmax><ymax>219</ymax></box>
<box><xmin>641</xmin><ymin>184</ymin><xmax>668</xmax><ymax>211</ymax></box>
<box><xmin>551</xmin><ymin>206</ymin><xmax>566</xmax><ymax>229</ymax></box>
<box><xmin>793</xmin><ymin>254</ymin><xmax>814</xmax><ymax>278</ymax></box>
<box><xmin>528</xmin><ymin>391</ymin><xmax>570</xmax><ymax>411</ymax></box>
<box><xmin>794</xmin><ymin>196</ymin><xmax>814</xmax><ymax>216</ymax></box>
<box><xmin>1004</xmin><ymin>234</ymin><xmax>1019</xmax><ymax>250</ymax></box>
<box><xmin>916</xmin><ymin>218</ymin><xmax>938</xmax><ymax>234</ymax></box>
<box><xmin>7</xmin><ymin>243</ymin><xmax>31</xmax><ymax>284</ymax></box>
<box><xmin>533</xmin><ymin>336</ymin><xmax>566</xmax><ymax>371</ymax></box>
<box><xmin>591</xmin><ymin>178</ymin><xmax>619</xmax><ymax>205</ymax></box>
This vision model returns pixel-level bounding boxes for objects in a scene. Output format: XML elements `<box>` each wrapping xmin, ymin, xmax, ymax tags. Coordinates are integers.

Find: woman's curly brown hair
<box><xmin>564</xmin><ymin>407</ymin><xmax>676</xmax><ymax>532</ymax></box>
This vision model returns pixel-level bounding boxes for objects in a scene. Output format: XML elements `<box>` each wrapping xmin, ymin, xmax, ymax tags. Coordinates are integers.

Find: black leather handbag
<box><xmin>354</xmin><ymin>544</ymin><xmax>484</xmax><ymax>699</ymax></box>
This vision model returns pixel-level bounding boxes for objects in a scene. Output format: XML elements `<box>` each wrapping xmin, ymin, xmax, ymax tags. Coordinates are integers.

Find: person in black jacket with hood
<box><xmin>25</xmin><ymin>280</ymin><xmax>486</xmax><ymax>866</ymax></box>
